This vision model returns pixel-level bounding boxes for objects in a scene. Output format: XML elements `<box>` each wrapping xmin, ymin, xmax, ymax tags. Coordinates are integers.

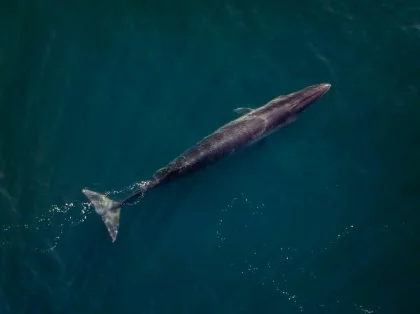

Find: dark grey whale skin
<box><xmin>82</xmin><ymin>83</ymin><xmax>331</xmax><ymax>242</ymax></box>
<box><xmin>123</xmin><ymin>83</ymin><xmax>331</xmax><ymax>204</ymax></box>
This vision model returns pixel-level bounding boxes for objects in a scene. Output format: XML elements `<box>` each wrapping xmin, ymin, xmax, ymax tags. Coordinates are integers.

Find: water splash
<box><xmin>107</xmin><ymin>180</ymin><xmax>148</xmax><ymax>206</ymax></box>
<box><xmin>214</xmin><ymin>194</ymin><xmax>381</xmax><ymax>313</ymax></box>
<box><xmin>0</xmin><ymin>200</ymin><xmax>93</xmax><ymax>253</ymax></box>
<box><xmin>107</xmin><ymin>181</ymin><xmax>142</xmax><ymax>196</ymax></box>
<box><xmin>216</xmin><ymin>193</ymin><xmax>305</xmax><ymax>311</ymax></box>
<box><xmin>0</xmin><ymin>181</ymin><xmax>144</xmax><ymax>253</ymax></box>
<box><xmin>354</xmin><ymin>304</ymin><xmax>378</xmax><ymax>313</ymax></box>
<box><xmin>216</xmin><ymin>193</ymin><xmax>264</xmax><ymax>248</ymax></box>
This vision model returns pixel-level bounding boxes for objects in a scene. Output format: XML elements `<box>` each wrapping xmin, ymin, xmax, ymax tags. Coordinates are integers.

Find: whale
<box><xmin>82</xmin><ymin>83</ymin><xmax>331</xmax><ymax>242</ymax></box>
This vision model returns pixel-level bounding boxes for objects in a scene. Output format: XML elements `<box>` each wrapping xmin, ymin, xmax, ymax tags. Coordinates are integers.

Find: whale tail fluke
<box><xmin>82</xmin><ymin>189</ymin><xmax>122</xmax><ymax>242</ymax></box>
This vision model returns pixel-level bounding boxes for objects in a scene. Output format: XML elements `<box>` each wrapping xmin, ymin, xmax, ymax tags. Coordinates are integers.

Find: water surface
<box><xmin>0</xmin><ymin>0</ymin><xmax>419</xmax><ymax>313</ymax></box>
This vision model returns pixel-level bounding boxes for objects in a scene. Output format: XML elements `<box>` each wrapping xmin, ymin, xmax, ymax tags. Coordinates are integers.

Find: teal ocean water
<box><xmin>1</xmin><ymin>1</ymin><xmax>419</xmax><ymax>313</ymax></box>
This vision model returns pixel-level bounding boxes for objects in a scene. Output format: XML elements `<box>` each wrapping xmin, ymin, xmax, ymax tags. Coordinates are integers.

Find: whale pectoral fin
<box><xmin>233</xmin><ymin>107</ymin><xmax>254</xmax><ymax>115</ymax></box>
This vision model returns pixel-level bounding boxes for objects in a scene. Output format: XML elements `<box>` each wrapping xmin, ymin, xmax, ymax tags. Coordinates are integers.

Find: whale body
<box><xmin>82</xmin><ymin>83</ymin><xmax>331</xmax><ymax>242</ymax></box>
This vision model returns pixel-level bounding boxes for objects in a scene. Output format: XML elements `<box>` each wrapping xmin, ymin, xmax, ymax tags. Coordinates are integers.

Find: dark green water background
<box><xmin>0</xmin><ymin>0</ymin><xmax>419</xmax><ymax>313</ymax></box>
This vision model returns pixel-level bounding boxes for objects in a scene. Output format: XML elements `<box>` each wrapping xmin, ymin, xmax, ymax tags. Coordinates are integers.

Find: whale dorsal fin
<box><xmin>233</xmin><ymin>107</ymin><xmax>254</xmax><ymax>115</ymax></box>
